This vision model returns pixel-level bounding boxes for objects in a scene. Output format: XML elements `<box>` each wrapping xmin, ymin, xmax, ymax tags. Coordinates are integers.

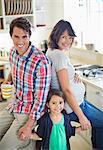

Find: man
<box><xmin>0</xmin><ymin>17</ymin><xmax>51</xmax><ymax>150</ymax></box>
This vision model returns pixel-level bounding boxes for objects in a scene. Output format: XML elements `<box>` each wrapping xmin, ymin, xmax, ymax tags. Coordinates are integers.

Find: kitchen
<box><xmin>0</xmin><ymin>0</ymin><xmax>103</xmax><ymax>150</ymax></box>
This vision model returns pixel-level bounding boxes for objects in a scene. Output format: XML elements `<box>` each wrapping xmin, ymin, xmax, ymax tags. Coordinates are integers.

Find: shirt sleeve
<box><xmin>29</xmin><ymin>61</ymin><xmax>51</xmax><ymax>120</ymax></box>
<box><xmin>64</xmin><ymin>113</ymin><xmax>76</xmax><ymax>137</ymax></box>
<box><xmin>36</xmin><ymin>115</ymin><xmax>45</xmax><ymax>137</ymax></box>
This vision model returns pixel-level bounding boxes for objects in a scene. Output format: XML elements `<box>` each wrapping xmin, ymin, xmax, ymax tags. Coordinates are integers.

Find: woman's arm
<box><xmin>57</xmin><ymin>69</ymin><xmax>91</xmax><ymax>130</ymax></box>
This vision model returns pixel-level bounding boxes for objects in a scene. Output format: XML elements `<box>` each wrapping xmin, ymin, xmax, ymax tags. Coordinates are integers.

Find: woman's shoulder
<box><xmin>47</xmin><ymin>48</ymin><xmax>63</xmax><ymax>55</ymax></box>
<box><xmin>47</xmin><ymin>49</ymin><xmax>66</xmax><ymax>60</ymax></box>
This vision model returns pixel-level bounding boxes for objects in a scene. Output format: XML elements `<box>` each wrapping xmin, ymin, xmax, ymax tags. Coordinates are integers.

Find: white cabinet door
<box><xmin>85</xmin><ymin>84</ymin><xmax>103</xmax><ymax>111</ymax></box>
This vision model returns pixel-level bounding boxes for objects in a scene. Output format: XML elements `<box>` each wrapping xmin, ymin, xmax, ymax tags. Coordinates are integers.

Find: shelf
<box><xmin>5</xmin><ymin>14</ymin><xmax>34</xmax><ymax>17</ymax></box>
<box><xmin>0</xmin><ymin>0</ymin><xmax>47</xmax><ymax>31</ymax></box>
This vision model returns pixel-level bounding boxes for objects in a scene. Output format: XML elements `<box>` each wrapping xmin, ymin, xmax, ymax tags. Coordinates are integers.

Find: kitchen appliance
<box><xmin>75</xmin><ymin>65</ymin><xmax>103</xmax><ymax>79</ymax></box>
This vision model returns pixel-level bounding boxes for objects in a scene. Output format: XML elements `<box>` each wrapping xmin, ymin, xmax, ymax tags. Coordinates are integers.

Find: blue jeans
<box><xmin>69</xmin><ymin>100</ymin><xmax>103</xmax><ymax>149</ymax></box>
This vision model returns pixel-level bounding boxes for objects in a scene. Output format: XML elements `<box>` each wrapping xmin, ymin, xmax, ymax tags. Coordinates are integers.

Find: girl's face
<box><xmin>48</xmin><ymin>95</ymin><xmax>64</xmax><ymax>115</ymax></box>
<box><xmin>58</xmin><ymin>30</ymin><xmax>74</xmax><ymax>50</ymax></box>
<box><xmin>11</xmin><ymin>27</ymin><xmax>30</xmax><ymax>55</ymax></box>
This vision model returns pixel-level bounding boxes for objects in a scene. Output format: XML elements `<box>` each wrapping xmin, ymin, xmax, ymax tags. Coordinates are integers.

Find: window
<box><xmin>64</xmin><ymin>0</ymin><xmax>103</xmax><ymax>52</ymax></box>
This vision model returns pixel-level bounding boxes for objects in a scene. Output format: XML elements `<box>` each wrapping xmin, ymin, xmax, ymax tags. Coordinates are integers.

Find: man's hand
<box><xmin>17</xmin><ymin>124</ymin><xmax>32</xmax><ymax>140</ymax></box>
<box><xmin>17</xmin><ymin>118</ymin><xmax>34</xmax><ymax>140</ymax></box>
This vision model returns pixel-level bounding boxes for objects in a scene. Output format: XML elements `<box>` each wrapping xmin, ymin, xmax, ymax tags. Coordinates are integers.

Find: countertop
<box><xmin>82</xmin><ymin>77</ymin><xmax>103</xmax><ymax>91</ymax></box>
<box><xmin>70</xmin><ymin>57</ymin><xmax>103</xmax><ymax>91</ymax></box>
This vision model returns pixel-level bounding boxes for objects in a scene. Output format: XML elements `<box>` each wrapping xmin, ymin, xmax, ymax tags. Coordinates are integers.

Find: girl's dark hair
<box><xmin>9</xmin><ymin>17</ymin><xmax>32</xmax><ymax>37</ymax></box>
<box><xmin>48</xmin><ymin>19</ymin><xmax>76</xmax><ymax>49</ymax></box>
<box><xmin>47</xmin><ymin>89</ymin><xmax>65</xmax><ymax>103</ymax></box>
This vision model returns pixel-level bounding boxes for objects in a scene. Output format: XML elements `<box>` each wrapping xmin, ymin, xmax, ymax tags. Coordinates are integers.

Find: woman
<box><xmin>46</xmin><ymin>19</ymin><xmax>103</xmax><ymax>150</ymax></box>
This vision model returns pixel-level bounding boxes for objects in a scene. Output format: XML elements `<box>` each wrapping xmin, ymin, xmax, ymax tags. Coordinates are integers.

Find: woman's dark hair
<box><xmin>48</xmin><ymin>19</ymin><xmax>76</xmax><ymax>49</ymax></box>
<box><xmin>47</xmin><ymin>89</ymin><xmax>65</xmax><ymax>103</ymax></box>
<box><xmin>9</xmin><ymin>17</ymin><xmax>32</xmax><ymax>37</ymax></box>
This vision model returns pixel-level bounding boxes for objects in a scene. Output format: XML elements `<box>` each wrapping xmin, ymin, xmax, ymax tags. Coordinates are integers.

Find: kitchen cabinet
<box><xmin>79</xmin><ymin>81</ymin><xmax>103</xmax><ymax>145</ymax></box>
<box><xmin>0</xmin><ymin>0</ymin><xmax>46</xmax><ymax>31</ymax></box>
<box><xmin>85</xmin><ymin>83</ymin><xmax>103</xmax><ymax>112</ymax></box>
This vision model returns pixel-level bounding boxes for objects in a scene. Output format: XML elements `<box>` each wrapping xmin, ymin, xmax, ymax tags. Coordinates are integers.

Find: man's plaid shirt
<box><xmin>9</xmin><ymin>43</ymin><xmax>51</xmax><ymax>120</ymax></box>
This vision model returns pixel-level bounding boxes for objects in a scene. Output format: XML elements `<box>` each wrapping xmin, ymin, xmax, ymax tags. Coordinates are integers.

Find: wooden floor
<box><xmin>70</xmin><ymin>134</ymin><xmax>92</xmax><ymax>150</ymax></box>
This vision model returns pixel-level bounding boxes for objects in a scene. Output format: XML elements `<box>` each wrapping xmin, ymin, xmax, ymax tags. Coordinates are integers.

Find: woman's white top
<box><xmin>47</xmin><ymin>49</ymin><xmax>85</xmax><ymax>114</ymax></box>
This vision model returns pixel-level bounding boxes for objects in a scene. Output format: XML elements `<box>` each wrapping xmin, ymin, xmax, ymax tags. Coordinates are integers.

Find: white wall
<box><xmin>45</xmin><ymin>0</ymin><xmax>64</xmax><ymax>28</ymax></box>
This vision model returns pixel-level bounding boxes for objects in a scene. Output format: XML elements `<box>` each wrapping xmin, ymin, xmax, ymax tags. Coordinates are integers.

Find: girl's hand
<box><xmin>74</xmin><ymin>73</ymin><xmax>81</xmax><ymax>83</ymax></box>
<box><xmin>79</xmin><ymin>115</ymin><xmax>91</xmax><ymax>130</ymax></box>
<box><xmin>30</xmin><ymin>133</ymin><xmax>42</xmax><ymax>140</ymax></box>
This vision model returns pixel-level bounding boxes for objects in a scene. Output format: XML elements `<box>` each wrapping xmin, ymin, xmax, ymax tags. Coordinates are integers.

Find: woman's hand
<box><xmin>79</xmin><ymin>114</ymin><xmax>91</xmax><ymax>130</ymax></box>
<box><xmin>74</xmin><ymin>73</ymin><xmax>81</xmax><ymax>83</ymax></box>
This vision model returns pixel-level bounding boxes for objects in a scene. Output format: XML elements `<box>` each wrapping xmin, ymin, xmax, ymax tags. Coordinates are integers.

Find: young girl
<box><xmin>31</xmin><ymin>89</ymin><xmax>82</xmax><ymax>150</ymax></box>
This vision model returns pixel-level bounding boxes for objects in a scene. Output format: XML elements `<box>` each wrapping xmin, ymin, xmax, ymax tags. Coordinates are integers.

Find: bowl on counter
<box><xmin>85</xmin><ymin>43</ymin><xmax>95</xmax><ymax>50</ymax></box>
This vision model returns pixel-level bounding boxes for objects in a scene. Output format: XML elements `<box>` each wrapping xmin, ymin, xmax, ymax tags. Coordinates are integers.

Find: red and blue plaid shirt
<box><xmin>9</xmin><ymin>43</ymin><xmax>51</xmax><ymax>120</ymax></box>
